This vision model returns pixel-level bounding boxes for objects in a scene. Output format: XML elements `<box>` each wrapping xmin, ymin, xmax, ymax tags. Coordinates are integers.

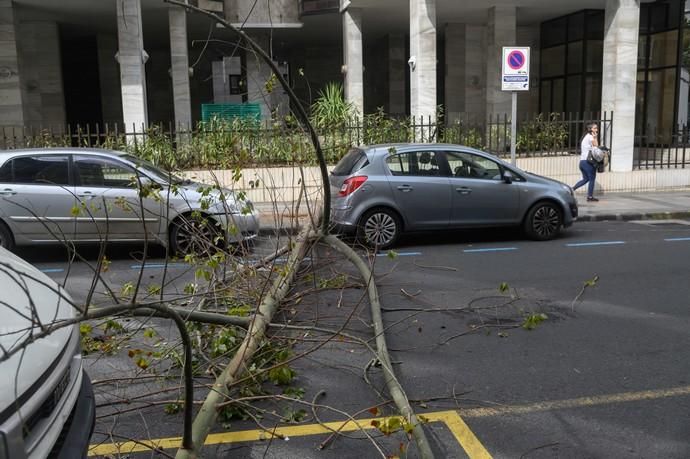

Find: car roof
<box><xmin>361</xmin><ymin>143</ymin><xmax>495</xmax><ymax>157</ymax></box>
<box><xmin>0</xmin><ymin>148</ymin><xmax>127</xmax><ymax>160</ymax></box>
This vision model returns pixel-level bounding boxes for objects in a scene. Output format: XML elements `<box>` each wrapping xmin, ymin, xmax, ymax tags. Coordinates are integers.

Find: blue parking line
<box><xmin>39</xmin><ymin>268</ymin><xmax>64</xmax><ymax>273</ymax></box>
<box><xmin>664</xmin><ymin>237</ymin><xmax>690</xmax><ymax>242</ymax></box>
<box><xmin>376</xmin><ymin>251</ymin><xmax>422</xmax><ymax>257</ymax></box>
<box><xmin>130</xmin><ymin>263</ymin><xmax>188</xmax><ymax>269</ymax></box>
<box><xmin>463</xmin><ymin>247</ymin><xmax>517</xmax><ymax>253</ymax></box>
<box><xmin>566</xmin><ymin>241</ymin><xmax>626</xmax><ymax>247</ymax></box>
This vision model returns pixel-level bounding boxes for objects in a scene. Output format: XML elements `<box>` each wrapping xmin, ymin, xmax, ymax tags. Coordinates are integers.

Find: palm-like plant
<box><xmin>310</xmin><ymin>82</ymin><xmax>354</xmax><ymax>129</ymax></box>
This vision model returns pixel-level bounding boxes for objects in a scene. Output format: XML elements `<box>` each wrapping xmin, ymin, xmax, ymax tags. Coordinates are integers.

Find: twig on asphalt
<box><xmin>412</xmin><ymin>259</ymin><xmax>458</xmax><ymax>271</ymax></box>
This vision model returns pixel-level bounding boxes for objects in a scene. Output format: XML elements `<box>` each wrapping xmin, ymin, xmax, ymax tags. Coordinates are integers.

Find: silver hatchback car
<box><xmin>0</xmin><ymin>148</ymin><xmax>260</xmax><ymax>254</ymax></box>
<box><xmin>329</xmin><ymin>143</ymin><xmax>577</xmax><ymax>249</ymax></box>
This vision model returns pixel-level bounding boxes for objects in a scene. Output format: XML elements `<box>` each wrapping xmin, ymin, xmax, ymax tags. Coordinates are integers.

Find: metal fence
<box><xmin>0</xmin><ymin>112</ymin><xmax>614</xmax><ymax>168</ymax></box>
<box><xmin>634</xmin><ymin>125</ymin><xmax>690</xmax><ymax>169</ymax></box>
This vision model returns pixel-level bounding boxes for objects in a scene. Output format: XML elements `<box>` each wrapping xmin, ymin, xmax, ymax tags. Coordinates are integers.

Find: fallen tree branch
<box><xmin>175</xmin><ymin>227</ymin><xmax>315</xmax><ymax>459</ymax></box>
<box><xmin>323</xmin><ymin>235</ymin><xmax>435</xmax><ymax>459</ymax></box>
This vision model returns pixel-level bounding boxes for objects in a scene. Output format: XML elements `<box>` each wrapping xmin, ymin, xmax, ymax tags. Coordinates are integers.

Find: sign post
<box><xmin>502</xmin><ymin>47</ymin><xmax>530</xmax><ymax>165</ymax></box>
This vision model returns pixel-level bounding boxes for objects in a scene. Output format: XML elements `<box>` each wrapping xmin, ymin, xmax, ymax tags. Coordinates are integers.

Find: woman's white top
<box><xmin>580</xmin><ymin>133</ymin><xmax>594</xmax><ymax>161</ymax></box>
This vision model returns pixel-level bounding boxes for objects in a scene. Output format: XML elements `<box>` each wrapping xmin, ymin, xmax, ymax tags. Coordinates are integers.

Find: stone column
<box><xmin>16</xmin><ymin>21</ymin><xmax>65</xmax><ymax>129</ymax></box>
<box><xmin>388</xmin><ymin>33</ymin><xmax>406</xmax><ymax>115</ymax></box>
<box><xmin>445</xmin><ymin>23</ymin><xmax>464</xmax><ymax>122</ymax></box>
<box><xmin>169</xmin><ymin>5</ymin><xmax>192</xmax><ymax>130</ymax></box>
<box><xmin>465</xmin><ymin>25</ymin><xmax>487</xmax><ymax>121</ymax></box>
<box><xmin>342</xmin><ymin>6</ymin><xmax>363</xmax><ymax>119</ymax></box>
<box><xmin>0</xmin><ymin>0</ymin><xmax>24</xmax><ymax>129</ymax></box>
<box><xmin>116</xmin><ymin>0</ymin><xmax>148</xmax><ymax>132</ymax></box>
<box><xmin>409</xmin><ymin>0</ymin><xmax>437</xmax><ymax>130</ymax></box>
<box><xmin>485</xmin><ymin>6</ymin><xmax>516</xmax><ymax>118</ymax></box>
<box><xmin>245</xmin><ymin>31</ymin><xmax>273</xmax><ymax>120</ymax></box>
<box><xmin>602</xmin><ymin>0</ymin><xmax>639</xmax><ymax>172</ymax></box>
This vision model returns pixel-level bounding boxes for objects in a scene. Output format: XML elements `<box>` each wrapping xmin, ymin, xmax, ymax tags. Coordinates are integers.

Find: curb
<box><xmin>577</xmin><ymin>211</ymin><xmax>690</xmax><ymax>222</ymax></box>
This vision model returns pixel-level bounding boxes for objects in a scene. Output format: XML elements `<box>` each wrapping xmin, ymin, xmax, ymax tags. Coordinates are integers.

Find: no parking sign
<box><xmin>502</xmin><ymin>47</ymin><xmax>530</xmax><ymax>91</ymax></box>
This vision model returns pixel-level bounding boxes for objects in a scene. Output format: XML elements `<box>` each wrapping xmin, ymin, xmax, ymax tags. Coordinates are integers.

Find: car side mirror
<box><xmin>502</xmin><ymin>170</ymin><xmax>514</xmax><ymax>184</ymax></box>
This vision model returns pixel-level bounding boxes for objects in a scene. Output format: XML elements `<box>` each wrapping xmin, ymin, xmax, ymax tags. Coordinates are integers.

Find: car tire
<box><xmin>357</xmin><ymin>208</ymin><xmax>402</xmax><ymax>250</ymax></box>
<box><xmin>169</xmin><ymin>214</ymin><xmax>223</xmax><ymax>256</ymax></box>
<box><xmin>0</xmin><ymin>220</ymin><xmax>15</xmax><ymax>252</ymax></box>
<box><xmin>524</xmin><ymin>201</ymin><xmax>562</xmax><ymax>241</ymax></box>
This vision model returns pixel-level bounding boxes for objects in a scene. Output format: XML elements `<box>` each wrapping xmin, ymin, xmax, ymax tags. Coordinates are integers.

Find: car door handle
<box><xmin>397</xmin><ymin>185</ymin><xmax>413</xmax><ymax>192</ymax></box>
<box><xmin>0</xmin><ymin>188</ymin><xmax>17</xmax><ymax>196</ymax></box>
<box><xmin>77</xmin><ymin>191</ymin><xmax>94</xmax><ymax>198</ymax></box>
<box><xmin>456</xmin><ymin>187</ymin><xmax>472</xmax><ymax>194</ymax></box>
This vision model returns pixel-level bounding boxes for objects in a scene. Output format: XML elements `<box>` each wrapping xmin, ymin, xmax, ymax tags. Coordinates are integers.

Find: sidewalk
<box><xmin>254</xmin><ymin>190</ymin><xmax>690</xmax><ymax>232</ymax></box>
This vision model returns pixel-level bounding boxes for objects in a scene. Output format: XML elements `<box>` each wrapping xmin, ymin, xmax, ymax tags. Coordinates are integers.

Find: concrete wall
<box><xmin>224</xmin><ymin>0</ymin><xmax>299</xmax><ymax>25</ymax></box>
<box><xmin>183</xmin><ymin>159</ymin><xmax>690</xmax><ymax>205</ymax></box>
<box><xmin>15</xmin><ymin>20</ymin><xmax>65</xmax><ymax>129</ymax></box>
<box><xmin>0</xmin><ymin>0</ymin><xmax>24</xmax><ymax>128</ymax></box>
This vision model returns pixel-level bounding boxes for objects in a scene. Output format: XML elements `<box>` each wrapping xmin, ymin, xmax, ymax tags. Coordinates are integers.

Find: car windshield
<box><xmin>120</xmin><ymin>154</ymin><xmax>188</xmax><ymax>185</ymax></box>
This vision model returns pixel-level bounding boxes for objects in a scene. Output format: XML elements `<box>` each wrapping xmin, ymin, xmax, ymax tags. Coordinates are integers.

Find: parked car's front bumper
<box><xmin>53</xmin><ymin>370</ymin><xmax>95</xmax><ymax>459</ymax></box>
<box><xmin>215</xmin><ymin>211</ymin><xmax>261</xmax><ymax>242</ymax></box>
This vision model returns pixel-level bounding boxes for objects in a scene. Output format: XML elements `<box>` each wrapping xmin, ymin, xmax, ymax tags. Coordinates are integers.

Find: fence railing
<box><xmin>0</xmin><ymin>112</ymin><xmax>614</xmax><ymax>169</ymax></box>
<box><xmin>634</xmin><ymin>125</ymin><xmax>690</xmax><ymax>169</ymax></box>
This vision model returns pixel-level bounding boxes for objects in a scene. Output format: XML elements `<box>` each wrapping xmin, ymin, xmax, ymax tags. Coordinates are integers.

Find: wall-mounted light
<box><xmin>408</xmin><ymin>56</ymin><xmax>416</xmax><ymax>72</ymax></box>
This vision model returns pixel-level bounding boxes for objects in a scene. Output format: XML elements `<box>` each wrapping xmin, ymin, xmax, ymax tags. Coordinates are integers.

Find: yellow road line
<box><xmin>88</xmin><ymin>411</ymin><xmax>490</xmax><ymax>457</ymax></box>
<box><xmin>88</xmin><ymin>384</ymin><xmax>690</xmax><ymax>458</ymax></box>
<box><xmin>460</xmin><ymin>385</ymin><xmax>690</xmax><ymax>419</ymax></box>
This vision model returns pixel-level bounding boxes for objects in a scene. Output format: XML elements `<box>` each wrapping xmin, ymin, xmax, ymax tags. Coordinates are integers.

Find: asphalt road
<box><xmin>20</xmin><ymin>221</ymin><xmax>690</xmax><ymax>458</ymax></box>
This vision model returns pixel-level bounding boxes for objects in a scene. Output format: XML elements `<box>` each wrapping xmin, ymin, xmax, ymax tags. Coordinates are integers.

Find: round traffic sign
<box><xmin>507</xmin><ymin>50</ymin><xmax>525</xmax><ymax>70</ymax></box>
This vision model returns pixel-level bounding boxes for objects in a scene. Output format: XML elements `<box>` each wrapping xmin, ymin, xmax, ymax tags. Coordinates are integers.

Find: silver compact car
<box><xmin>329</xmin><ymin>143</ymin><xmax>578</xmax><ymax>249</ymax></box>
<box><xmin>0</xmin><ymin>148</ymin><xmax>260</xmax><ymax>254</ymax></box>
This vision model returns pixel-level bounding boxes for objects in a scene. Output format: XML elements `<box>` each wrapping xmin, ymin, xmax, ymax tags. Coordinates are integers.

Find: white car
<box><xmin>0</xmin><ymin>247</ymin><xmax>95</xmax><ymax>457</ymax></box>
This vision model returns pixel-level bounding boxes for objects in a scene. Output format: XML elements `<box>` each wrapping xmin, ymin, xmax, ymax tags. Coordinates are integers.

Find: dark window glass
<box><xmin>386</xmin><ymin>151</ymin><xmax>441</xmax><ymax>177</ymax></box>
<box><xmin>567</xmin><ymin>76</ymin><xmax>582</xmax><ymax>114</ymax></box>
<box><xmin>638</xmin><ymin>35</ymin><xmax>649</xmax><ymax>67</ymax></box>
<box><xmin>586</xmin><ymin>40</ymin><xmax>603</xmax><ymax>72</ymax></box>
<box><xmin>649</xmin><ymin>30</ymin><xmax>678</xmax><ymax>68</ymax></box>
<box><xmin>645</xmin><ymin>68</ymin><xmax>677</xmax><ymax>138</ymax></box>
<box><xmin>75</xmin><ymin>156</ymin><xmax>136</xmax><ymax>188</ymax></box>
<box><xmin>568</xmin><ymin>41</ymin><xmax>583</xmax><ymax>73</ymax></box>
<box><xmin>446</xmin><ymin>152</ymin><xmax>502</xmax><ymax>180</ymax></box>
<box><xmin>552</xmin><ymin>78</ymin><xmax>565</xmax><ymax>113</ymax></box>
<box><xmin>332</xmin><ymin>149</ymin><xmax>366</xmax><ymax>176</ymax></box>
<box><xmin>542</xmin><ymin>46</ymin><xmax>566</xmax><ymax>77</ymax></box>
<box><xmin>542</xmin><ymin>17</ymin><xmax>567</xmax><ymax>47</ymax></box>
<box><xmin>650</xmin><ymin>3</ymin><xmax>669</xmax><ymax>33</ymax></box>
<box><xmin>11</xmin><ymin>156</ymin><xmax>69</xmax><ymax>185</ymax></box>
<box><xmin>0</xmin><ymin>161</ymin><xmax>11</xmax><ymax>182</ymax></box>
<box><xmin>568</xmin><ymin>12</ymin><xmax>585</xmax><ymax>42</ymax></box>
<box><xmin>584</xmin><ymin>76</ymin><xmax>602</xmax><ymax>112</ymax></box>
<box><xmin>586</xmin><ymin>11</ymin><xmax>604</xmax><ymax>40</ymax></box>
<box><xmin>636</xmin><ymin>71</ymin><xmax>647</xmax><ymax>135</ymax></box>
<box><xmin>541</xmin><ymin>80</ymin><xmax>552</xmax><ymax>112</ymax></box>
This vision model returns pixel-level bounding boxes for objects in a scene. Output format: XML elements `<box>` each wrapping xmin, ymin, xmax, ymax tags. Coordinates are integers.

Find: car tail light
<box><xmin>339</xmin><ymin>176</ymin><xmax>368</xmax><ymax>197</ymax></box>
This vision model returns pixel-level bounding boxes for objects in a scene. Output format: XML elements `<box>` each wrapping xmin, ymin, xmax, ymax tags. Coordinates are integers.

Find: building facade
<box><xmin>0</xmin><ymin>0</ymin><xmax>688</xmax><ymax>171</ymax></box>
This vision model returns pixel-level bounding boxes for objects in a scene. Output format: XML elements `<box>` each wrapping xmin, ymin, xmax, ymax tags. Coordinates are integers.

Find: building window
<box><xmin>540</xmin><ymin>10</ymin><xmax>604</xmax><ymax>115</ymax></box>
<box><xmin>637</xmin><ymin>0</ymin><xmax>685</xmax><ymax>141</ymax></box>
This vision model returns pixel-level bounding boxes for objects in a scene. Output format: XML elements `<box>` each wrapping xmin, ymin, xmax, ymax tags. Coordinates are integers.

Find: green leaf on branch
<box><xmin>522</xmin><ymin>313</ymin><xmax>548</xmax><ymax>330</ymax></box>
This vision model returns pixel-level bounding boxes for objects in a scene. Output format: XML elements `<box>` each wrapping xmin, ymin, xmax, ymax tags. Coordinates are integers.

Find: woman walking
<box><xmin>573</xmin><ymin>123</ymin><xmax>599</xmax><ymax>202</ymax></box>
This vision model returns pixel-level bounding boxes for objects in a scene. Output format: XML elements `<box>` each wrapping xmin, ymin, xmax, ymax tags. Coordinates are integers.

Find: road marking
<box><xmin>39</xmin><ymin>268</ymin><xmax>64</xmax><ymax>273</ymax></box>
<box><xmin>565</xmin><ymin>241</ymin><xmax>625</xmax><ymax>247</ymax></box>
<box><xmin>664</xmin><ymin>237</ymin><xmax>690</xmax><ymax>242</ymax></box>
<box><xmin>463</xmin><ymin>247</ymin><xmax>517</xmax><ymax>253</ymax></box>
<box><xmin>130</xmin><ymin>263</ymin><xmax>189</xmax><ymax>269</ymax></box>
<box><xmin>376</xmin><ymin>251</ymin><xmax>422</xmax><ymax>257</ymax></box>
<box><xmin>88</xmin><ymin>384</ymin><xmax>690</xmax><ymax>457</ymax></box>
<box><xmin>460</xmin><ymin>385</ymin><xmax>690</xmax><ymax>419</ymax></box>
<box><xmin>88</xmin><ymin>410</ymin><xmax>491</xmax><ymax>458</ymax></box>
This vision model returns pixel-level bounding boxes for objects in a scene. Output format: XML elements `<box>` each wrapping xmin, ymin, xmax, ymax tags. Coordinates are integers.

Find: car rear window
<box><xmin>331</xmin><ymin>149</ymin><xmax>367</xmax><ymax>176</ymax></box>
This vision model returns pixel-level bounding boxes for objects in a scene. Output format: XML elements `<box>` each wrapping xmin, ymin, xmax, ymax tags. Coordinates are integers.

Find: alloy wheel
<box><xmin>363</xmin><ymin>212</ymin><xmax>398</xmax><ymax>247</ymax></box>
<box><xmin>531</xmin><ymin>205</ymin><xmax>561</xmax><ymax>239</ymax></box>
